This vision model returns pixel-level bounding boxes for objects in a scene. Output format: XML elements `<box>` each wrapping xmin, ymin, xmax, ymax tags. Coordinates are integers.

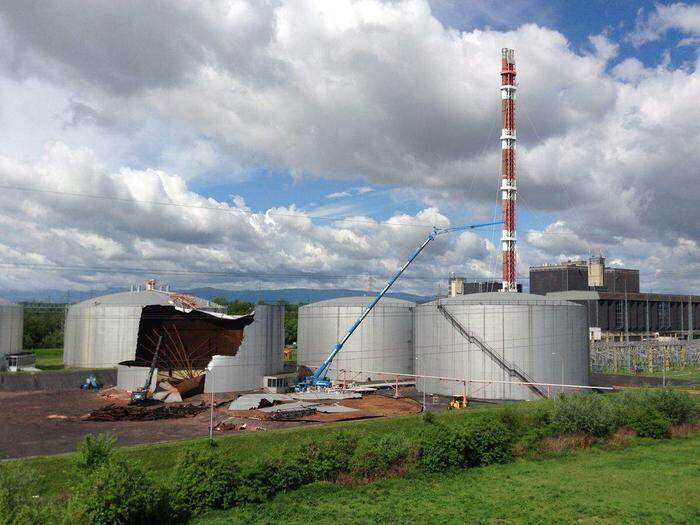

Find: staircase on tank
<box><xmin>436</xmin><ymin>304</ymin><xmax>547</xmax><ymax>398</ymax></box>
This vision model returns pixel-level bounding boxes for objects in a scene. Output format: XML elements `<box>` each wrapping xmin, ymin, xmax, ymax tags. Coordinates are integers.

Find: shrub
<box><xmin>496</xmin><ymin>405</ymin><xmax>524</xmax><ymax>435</ymax></box>
<box><xmin>630</xmin><ymin>409</ymin><xmax>672</xmax><ymax>439</ymax></box>
<box><xmin>419</xmin><ymin>425</ymin><xmax>464</xmax><ymax>473</ymax></box>
<box><xmin>644</xmin><ymin>389</ymin><xmax>696</xmax><ymax>426</ymax></box>
<box><xmin>236</xmin><ymin>457</ymin><xmax>306</xmax><ymax>504</ymax></box>
<box><xmin>350</xmin><ymin>433</ymin><xmax>415</xmax><ymax>479</ymax></box>
<box><xmin>292</xmin><ymin>432</ymin><xmax>357</xmax><ymax>482</ymax></box>
<box><xmin>169</xmin><ymin>447</ymin><xmax>239</xmax><ymax>520</ymax></box>
<box><xmin>68</xmin><ymin>457</ymin><xmax>161</xmax><ymax>525</ymax></box>
<box><xmin>462</xmin><ymin>418</ymin><xmax>514</xmax><ymax>467</ymax></box>
<box><xmin>422</xmin><ymin>411</ymin><xmax>437</xmax><ymax>425</ymax></box>
<box><xmin>550</xmin><ymin>394</ymin><xmax>617</xmax><ymax>438</ymax></box>
<box><xmin>262</xmin><ymin>457</ymin><xmax>306</xmax><ymax>493</ymax></box>
<box><xmin>75</xmin><ymin>433</ymin><xmax>116</xmax><ymax>472</ymax></box>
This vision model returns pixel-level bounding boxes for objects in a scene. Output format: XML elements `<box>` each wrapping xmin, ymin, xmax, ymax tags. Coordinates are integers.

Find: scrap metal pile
<box><xmin>83</xmin><ymin>402</ymin><xmax>207</xmax><ymax>422</ymax></box>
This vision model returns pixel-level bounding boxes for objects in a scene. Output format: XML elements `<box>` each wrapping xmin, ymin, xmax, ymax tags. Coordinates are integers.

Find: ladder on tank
<box><xmin>436</xmin><ymin>304</ymin><xmax>547</xmax><ymax>398</ymax></box>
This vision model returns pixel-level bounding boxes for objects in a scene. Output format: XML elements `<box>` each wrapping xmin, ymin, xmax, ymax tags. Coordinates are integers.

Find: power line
<box><xmin>0</xmin><ymin>182</ymin><xmax>588</xmax><ymax>235</ymax></box>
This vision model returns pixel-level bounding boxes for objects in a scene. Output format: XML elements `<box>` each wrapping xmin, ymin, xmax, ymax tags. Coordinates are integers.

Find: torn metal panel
<box><xmin>135</xmin><ymin>305</ymin><xmax>254</xmax><ymax>371</ymax></box>
<box><xmin>258</xmin><ymin>401</ymin><xmax>318</xmax><ymax>413</ymax></box>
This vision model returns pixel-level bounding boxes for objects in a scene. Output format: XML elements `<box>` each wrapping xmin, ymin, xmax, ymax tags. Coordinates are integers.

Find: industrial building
<box><xmin>0</xmin><ymin>298</ymin><xmax>24</xmax><ymax>368</ymax></box>
<box><xmin>297</xmin><ymin>296</ymin><xmax>415</xmax><ymax>381</ymax></box>
<box><xmin>530</xmin><ymin>258</ymin><xmax>698</xmax><ymax>340</ymax></box>
<box><xmin>63</xmin><ymin>281</ymin><xmax>285</xmax><ymax>392</ymax></box>
<box><xmin>414</xmin><ymin>293</ymin><xmax>589</xmax><ymax>400</ymax></box>
<box><xmin>530</xmin><ymin>257</ymin><xmax>639</xmax><ymax>296</ymax></box>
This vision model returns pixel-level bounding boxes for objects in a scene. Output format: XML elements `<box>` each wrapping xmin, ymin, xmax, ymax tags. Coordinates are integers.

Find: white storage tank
<box><xmin>297</xmin><ymin>296</ymin><xmax>415</xmax><ymax>382</ymax></box>
<box><xmin>204</xmin><ymin>304</ymin><xmax>285</xmax><ymax>393</ymax></box>
<box><xmin>414</xmin><ymin>292</ymin><xmax>588</xmax><ymax>400</ymax></box>
<box><xmin>0</xmin><ymin>298</ymin><xmax>24</xmax><ymax>365</ymax></box>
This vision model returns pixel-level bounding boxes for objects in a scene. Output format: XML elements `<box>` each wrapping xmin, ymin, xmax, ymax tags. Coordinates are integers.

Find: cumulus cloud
<box><xmin>0</xmin><ymin>143</ymin><xmax>497</xmax><ymax>293</ymax></box>
<box><xmin>0</xmin><ymin>0</ymin><xmax>696</xmax><ymax>293</ymax></box>
<box><xmin>627</xmin><ymin>2</ymin><xmax>700</xmax><ymax>46</ymax></box>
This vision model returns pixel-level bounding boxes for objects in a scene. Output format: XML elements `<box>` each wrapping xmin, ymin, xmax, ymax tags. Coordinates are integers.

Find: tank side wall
<box><xmin>0</xmin><ymin>305</ymin><xmax>24</xmax><ymax>355</ymax></box>
<box><xmin>416</xmin><ymin>302</ymin><xmax>589</xmax><ymax>400</ymax></box>
<box><xmin>297</xmin><ymin>304</ymin><xmax>414</xmax><ymax>381</ymax></box>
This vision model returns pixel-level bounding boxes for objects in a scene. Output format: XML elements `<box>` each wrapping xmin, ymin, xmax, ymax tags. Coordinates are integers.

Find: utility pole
<box><xmin>645</xmin><ymin>293</ymin><xmax>649</xmax><ymax>340</ymax></box>
<box><xmin>624</xmin><ymin>281</ymin><xmax>629</xmax><ymax>343</ymax></box>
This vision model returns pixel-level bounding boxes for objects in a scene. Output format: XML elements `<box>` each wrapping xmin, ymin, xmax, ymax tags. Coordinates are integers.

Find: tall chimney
<box><xmin>500</xmin><ymin>48</ymin><xmax>517</xmax><ymax>292</ymax></box>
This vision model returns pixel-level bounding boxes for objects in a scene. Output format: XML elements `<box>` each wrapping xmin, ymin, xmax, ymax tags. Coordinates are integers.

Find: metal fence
<box><xmin>590</xmin><ymin>340</ymin><xmax>700</xmax><ymax>374</ymax></box>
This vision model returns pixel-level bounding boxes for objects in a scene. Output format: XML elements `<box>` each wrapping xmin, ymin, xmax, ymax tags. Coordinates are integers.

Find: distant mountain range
<box><xmin>1</xmin><ymin>287</ymin><xmax>431</xmax><ymax>305</ymax></box>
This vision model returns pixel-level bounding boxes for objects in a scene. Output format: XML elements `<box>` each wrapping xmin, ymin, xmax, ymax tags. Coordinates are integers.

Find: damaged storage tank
<box><xmin>414</xmin><ymin>293</ymin><xmax>588</xmax><ymax>401</ymax></box>
<box><xmin>204</xmin><ymin>304</ymin><xmax>285</xmax><ymax>393</ymax></box>
<box><xmin>297</xmin><ymin>296</ymin><xmax>414</xmax><ymax>381</ymax></box>
<box><xmin>63</xmin><ymin>287</ymin><xmax>229</xmax><ymax>368</ymax></box>
<box><xmin>0</xmin><ymin>298</ymin><xmax>23</xmax><ymax>360</ymax></box>
<box><xmin>63</xmin><ymin>283</ymin><xmax>285</xmax><ymax>393</ymax></box>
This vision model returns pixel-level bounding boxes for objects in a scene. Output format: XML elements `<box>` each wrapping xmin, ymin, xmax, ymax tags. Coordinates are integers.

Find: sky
<box><xmin>0</xmin><ymin>0</ymin><xmax>698</xmax><ymax>296</ymax></box>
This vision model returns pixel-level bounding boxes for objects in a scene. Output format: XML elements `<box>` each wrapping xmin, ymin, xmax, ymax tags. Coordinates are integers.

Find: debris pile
<box><xmin>83</xmin><ymin>402</ymin><xmax>206</xmax><ymax>422</ymax></box>
<box><xmin>226</xmin><ymin>392</ymin><xmax>422</xmax><ymax>422</ymax></box>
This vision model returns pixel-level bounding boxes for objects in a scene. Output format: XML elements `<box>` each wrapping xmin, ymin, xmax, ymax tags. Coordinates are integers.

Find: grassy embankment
<box><xmin>196</xmin><ymin>433</ymin><xmax>700</xmax><ymax>524</ymax></box>
<box><xmin>12</xmin><ymin>395</ymin><xmax>700</xmax><ymax>521</ymax></box>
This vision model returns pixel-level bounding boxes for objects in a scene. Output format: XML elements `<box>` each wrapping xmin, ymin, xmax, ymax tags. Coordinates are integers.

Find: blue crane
<box><xmin>297</xmin><ymin>220</ymin><xmax>503</xmax><ymax>390</ymax></box>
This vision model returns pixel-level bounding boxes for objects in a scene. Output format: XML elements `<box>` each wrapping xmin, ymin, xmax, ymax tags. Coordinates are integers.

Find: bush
<box><xmin>631</xmin><ymin>409</ymin><xmax>671</xmax><ymax>439</ymax></box>
<box><xmin>496</xmin><ymin>405</ymin><xmax>524</xmax><ymax>435</ymax></box>
<box><xmin>169</xmin><ymin>447</ymin><xmax>239</xmax><ymax>520</ymax></box>
<box><xmin>419</xmin><ymin>425</ymin><xmax>464</xmax><ymax>473</ymax></box>
<box><xmin>422</xmin><ymin>411</ymin><xmax>437</xmax><ymax>425</ymax></box>
<box><xmin>462</xmin><ymin>418</ymin><xmax>514</xmax><ymax>467</ymax></box>
<box><xmin>68</xmin><ymin>457</ymin><xmax>161</xmax><ymax>525</ymax></box>
<box><xmin>76</xmin><ymin>433</ymin><xmax>116</xmax><ymax>472</ymax></box>
<box><xmin>643</xmin><ymin>389</ymin><xmax>696</xmax><ymax>426</ymax></box>
<box><xmin>351</xmin><ymin>433</ymin><xmax>415</xmax><ymax>479</ymax></box>
<box><xmin>292</xmin><ymin>433</ymin><xmax>357</xmax><ymax>481</ymax></box>
<box><xmin>550</xmin><ymin>394</ymin><xmax>617</xmax><ymax>438</ymax></box>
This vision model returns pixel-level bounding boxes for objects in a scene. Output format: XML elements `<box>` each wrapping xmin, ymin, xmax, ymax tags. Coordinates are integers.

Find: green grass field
<box><xmin>604</xmin><ymin>367</ymin><xmax>700</xmax><ymax>386</ymax></box>
<box><xmin>34</xmin><ymin>347</ymin><xmax>64</xmax><ymax>370</ymax></box>
<box><xmin>196</xmin><ymin>434</ymin><xmax>700</xmax><ymax>524</ymax></box>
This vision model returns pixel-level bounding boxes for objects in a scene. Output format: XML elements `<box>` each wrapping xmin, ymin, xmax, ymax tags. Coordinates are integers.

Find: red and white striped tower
<box><xmin>500</xmin><ymin>48</ymin><xmax>517</xmax><ymax>292</ymax></box>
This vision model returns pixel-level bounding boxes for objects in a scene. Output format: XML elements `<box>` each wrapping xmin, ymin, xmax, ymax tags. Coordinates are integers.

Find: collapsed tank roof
<box><xmin>302</xmin><ymin>296</ymin><xmax>415</xmax><ymax>307</ymax></box>
<box><xmin>427</xmin><ymin>292</ymin><xmax>580</xmax><ymax>306</ymax></box>
<box><xmin>70</xmin><ymin>289</ymin><xmax>222</xmax><ymax>310</ymax></box>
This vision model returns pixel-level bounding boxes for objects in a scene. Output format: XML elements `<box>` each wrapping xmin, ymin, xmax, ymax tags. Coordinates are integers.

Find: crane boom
<box><xmin>298</xmin><ymin>221</ymin><xmax>503</xmax><ymax>390</ymax></box>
